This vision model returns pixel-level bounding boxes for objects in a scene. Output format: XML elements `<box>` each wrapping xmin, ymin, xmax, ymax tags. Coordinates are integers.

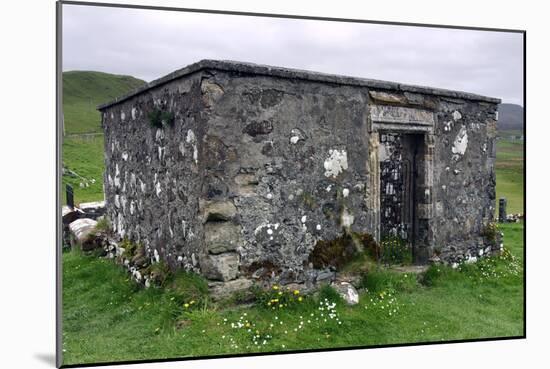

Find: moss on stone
<box><xmin>244</xmin><ymin>259</ymin><xmax>281</xmax><ymax>279</ymax></box>
<box><xmin>309</xmin><ymin>234</ymin><xmax>353</xmax><ymax>270</ymax></box>
<box><xmin>481</xmin><ymin>221</ymin><xmax>500</xmax><ymax>246</ymax></box>
<box><xmin>120</xmin><ymin>237</ymin><xmax>138</xmax><ymax>259</ymax></box>
<box><xmin>145</xmin><ymin>261</ymin><xmax>172</xmax><ymax>287</ymax></box>
<box><xmin>300</xmin><ymin>191</ymin><xmax>317</xmax><ymax>210</ymax></box>
<box><xmin>309</xmin><ymin>231</ymin><xmax>378</xmax><ymax>270</ymax></box>
<box><xmin>95</xmin><ymin>217</ymin><xmax>112</xmax><ymax>233</ymax></box>
<box><xmin>351</xmin><ymin>232</ymin><xmax>380</xmax><ymax>260</ymax></box>
<box><xmin>148</xmin><ymin>108</ymin><xmax>175</xmax><ymax>128</ymax></box>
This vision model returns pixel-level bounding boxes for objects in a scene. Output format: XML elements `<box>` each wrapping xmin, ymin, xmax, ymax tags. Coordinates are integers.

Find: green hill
<box><xmin>63</xmin><ymin>71</ymin><xmax>146</xmax><ymax>134</ymax></box>
<box><xmin>498</xmin><ymin>103</ymin><xmax>524</xmax><ymax>132</ymax></box>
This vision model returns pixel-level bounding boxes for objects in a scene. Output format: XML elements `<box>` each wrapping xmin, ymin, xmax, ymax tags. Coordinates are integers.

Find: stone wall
<box><xmin>200</xmin><ymin>71</ymin><xmax>374</xmax><ymax>286</ymax></box>
<box><xmin>432</xmin><ymin>98</ymin><xmax>499</xmax><ymax>262</ymax></box>
<box><xmin>102</xmin><ymin>71</ymin><xmax>208</xmax><ymax>276</ymax></box>
<box><xmin>100</xmin><ymin>60</ymin><xmax>500</xmax><ymax>289</ymax></box>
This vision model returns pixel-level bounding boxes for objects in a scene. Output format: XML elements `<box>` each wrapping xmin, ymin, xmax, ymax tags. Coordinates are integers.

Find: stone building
<box><xmin>98</xmin><ymin>60</ymin><xmax>500</xmax><ymax>289</ymax></box>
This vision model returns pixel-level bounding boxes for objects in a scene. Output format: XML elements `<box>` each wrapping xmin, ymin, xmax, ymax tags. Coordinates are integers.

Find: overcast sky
<box><xmin>62</xmin><ymin>4</ymin><xmax>524</xmax><ymax>105</ymax></box>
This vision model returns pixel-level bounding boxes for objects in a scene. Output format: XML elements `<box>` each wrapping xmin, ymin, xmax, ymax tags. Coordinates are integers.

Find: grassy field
<box><xmin>63</xmin><ymin>71</ymin><xmax>144</xmax><ymax>134</ymax></box>
<box><xmin>62</xmin><ymin>135</ymin><xmax>105</xmax><ymax>205</ymax></box>
<box><xmin>62</xmin><ymin>222</ymin><xmax>523</xmax><ymax>365</ymax></box>
<box><xmin>62</xmin><ymin>71</ymin><xmax>144</xmax><ymax>204</ymax></box>
<box><xmin>495</xmin><ymin>137</ymin><xmax>524</xmax><ymax>214</ymax></box>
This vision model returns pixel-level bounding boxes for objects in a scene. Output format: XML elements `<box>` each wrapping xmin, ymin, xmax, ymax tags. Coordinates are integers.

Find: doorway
<box><xmin>379</xmin><ymin>132</ymin><xmax>423</xmax><ymax>264</ymax></box>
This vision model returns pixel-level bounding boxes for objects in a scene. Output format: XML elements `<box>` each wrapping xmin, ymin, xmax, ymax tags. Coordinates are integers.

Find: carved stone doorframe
<box><xmin>368</xmin><ymin>104</ymin><xmax>436</xmax><ymax>264</ymax></box>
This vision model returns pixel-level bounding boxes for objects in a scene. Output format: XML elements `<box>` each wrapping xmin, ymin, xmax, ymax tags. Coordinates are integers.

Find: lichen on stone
<box><xmin>451</xmin><ymin>125</ymin><xmax>468</xmax><ymax>159</ymax></box>
<box><xmin>323</xmin><ymin>149</ymin><xmax>348</xmax><ymax>178</ymax></box>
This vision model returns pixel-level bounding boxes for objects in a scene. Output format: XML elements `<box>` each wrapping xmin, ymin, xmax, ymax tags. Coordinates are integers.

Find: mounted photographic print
<box><xmin>57</xmin><ymin>1</ymin><xmax>525</xmax><ymax>367</ymax></box>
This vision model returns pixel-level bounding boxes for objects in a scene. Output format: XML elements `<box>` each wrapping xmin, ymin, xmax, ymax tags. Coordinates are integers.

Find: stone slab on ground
<box><xmin>68</xmin><ymin>218</ymin><xmax>97</xmax><ymax>245</ymax></box>
<box><xmin>389</xmin><ymin>265</ymin><xmax>430</xmax><ymax>274</ymax></box>
<box><xmin>208</xmin><ymin>278</ymin><xmax>254</xmax><ymax>301</ymax></box>
<box><xmin>78</xmin><ymin>201</ymin><xmax>106</xmax><ymax>219</ymax></box>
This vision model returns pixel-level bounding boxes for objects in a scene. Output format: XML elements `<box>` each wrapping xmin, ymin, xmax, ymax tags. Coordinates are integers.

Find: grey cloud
<box><xmin>62</xmin><ymin>4</ymin><xmax>523</xmax><ymax>105</ymax></box>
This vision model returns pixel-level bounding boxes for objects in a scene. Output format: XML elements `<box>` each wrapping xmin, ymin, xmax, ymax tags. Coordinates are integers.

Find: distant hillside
<box><xmin>63</xmin><ymin>71</ymin><xmax>146</xmax><ymax>134</ymax></box>
<box><xmin>498</xmin><ymin>103</ymin><xmax>524</xmax><ymax>132</ymax></box>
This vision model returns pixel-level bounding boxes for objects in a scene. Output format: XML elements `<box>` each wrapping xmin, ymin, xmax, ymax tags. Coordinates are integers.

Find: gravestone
<box><xmin>66</xmin><ymin>184</ymin><xmax>74</xmax><ymax>210</ymax></box>
<box><xmin>498</xmin><ymin>198</ymin><xmax>507</xmax><ymax>223</ymax></box>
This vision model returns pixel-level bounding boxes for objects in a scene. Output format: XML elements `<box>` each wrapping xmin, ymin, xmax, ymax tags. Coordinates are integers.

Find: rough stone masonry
<box><xmin>98</xmin><ymin>60</ymin><xmax>501</xmax><ymax>291</ymax></box>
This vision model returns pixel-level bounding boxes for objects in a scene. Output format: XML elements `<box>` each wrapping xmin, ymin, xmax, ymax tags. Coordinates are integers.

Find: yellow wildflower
<box><xmin>293</xmin><ymin>290</ymin><xmax>300</xmax><ymax>295</ymax></box>
<box><xmin>184</xmin><ymin>303</ymin><xmax>190</xmax><ymax>308</ymax></box>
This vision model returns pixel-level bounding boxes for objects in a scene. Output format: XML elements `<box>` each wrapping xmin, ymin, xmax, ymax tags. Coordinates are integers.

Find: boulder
<box><xmin>68</xmin><ymin>218</ymin><xmax>97</xmax><ymax>249</ymax></box>
<box><xmin>331</xmin><ymin>281</ymin><xmax>359</xmax><ymax>305</ymax></box>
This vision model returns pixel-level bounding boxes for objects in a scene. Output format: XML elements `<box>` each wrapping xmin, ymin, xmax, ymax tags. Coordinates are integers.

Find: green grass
<box><xmin>62</xmin><ymin>135</ymin><xmax>105</xmax><ymax>205</ymax></box>
<box><xmin>61</xmin><ymin>70</ymin><xmax>144</xmax><ymax>204</ymax></box>
<box><xmin>495</xmin><ymin>135</ymin><xmax>524</xmax><ymax>214</ymax></box>
<box><xmin>63</xmin><ymin>71</ymin><xmax>145</xmax><ymax>134</ymax></box>
<box><xmin>62</xmin><ymin>222</ymin><xmax>524</xmax><ymax>366</ymax></box>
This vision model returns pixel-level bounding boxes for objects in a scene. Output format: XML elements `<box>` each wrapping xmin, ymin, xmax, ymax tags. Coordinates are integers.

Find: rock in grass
<box><xmin>68</xmin><ymin>218</ymin><xmax>97</xmax><ymax>248</ymax></box>
<box><xmin>331</xmin><ymin>281</ymin><xmax>359</xmax><ymax>305</ymax></box>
